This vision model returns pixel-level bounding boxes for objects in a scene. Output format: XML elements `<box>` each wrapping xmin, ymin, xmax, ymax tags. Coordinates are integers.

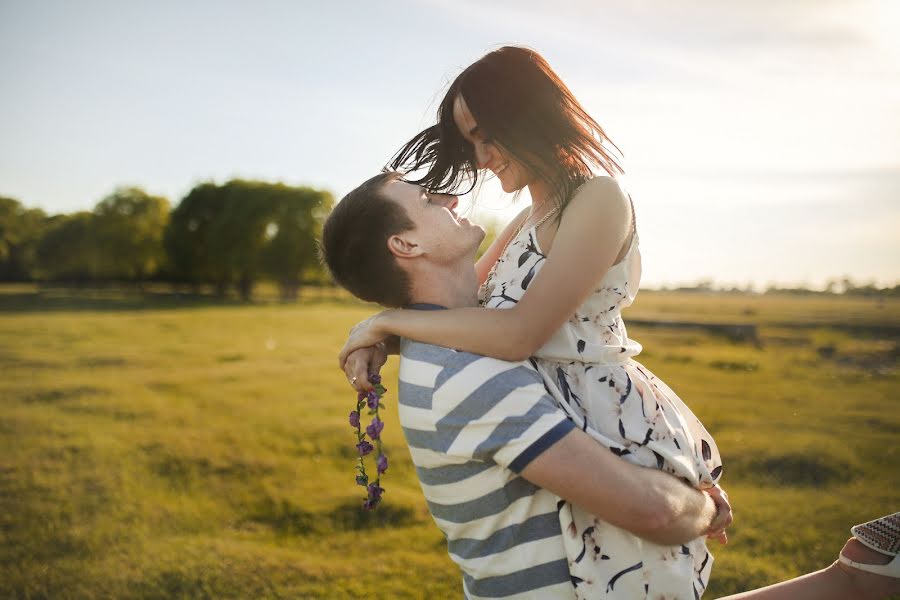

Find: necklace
<box><xmin>531</xmin><ymin>203</ymin><xmax>560</xmax><ymax>230</ymax></box>
<box><xmin>479</xmin><ymin>202</ymin><xmax>561</xmax><ymax>303</ymax></box>
<box><xmin>478</xmin><ymin>178</ymin><xmax>595</xmax><ymax>304</ymax></box>
<box><xmin>503</xmin><ymin>203</ymin><xmax>560</xmax><ymax>258</ymax></box>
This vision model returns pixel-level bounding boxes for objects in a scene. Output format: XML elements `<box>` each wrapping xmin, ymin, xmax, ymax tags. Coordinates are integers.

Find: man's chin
<box><xmin>467</xmin><ymin>239</ymin><xmax>484</xmax><ymax>261</ymax></box>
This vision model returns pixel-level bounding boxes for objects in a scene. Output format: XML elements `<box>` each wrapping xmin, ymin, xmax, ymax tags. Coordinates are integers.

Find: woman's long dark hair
<box><xmin>389</xmin><ymin>46</ymin><xmax>623</xmax><ymax>214</ymax></box>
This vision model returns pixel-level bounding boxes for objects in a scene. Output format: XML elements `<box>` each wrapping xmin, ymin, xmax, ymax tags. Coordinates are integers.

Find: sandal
<box><xmin>838</xmin><ymin>512</ymin><xmax>900</xmax><ymax>578</ymax></box>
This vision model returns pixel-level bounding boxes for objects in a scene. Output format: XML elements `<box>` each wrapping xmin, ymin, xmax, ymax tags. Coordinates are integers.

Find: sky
<box><xmin>1</xmin><ymin>0</ymin><xmax>898</xmax><ymax>288</ymax></box>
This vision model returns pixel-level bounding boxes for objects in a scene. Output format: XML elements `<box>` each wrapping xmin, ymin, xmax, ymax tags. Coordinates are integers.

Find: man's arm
<box><xmin>520</xmin><ymin>428</ymin><xmax>727</xmax><ymax>546</ymax></box>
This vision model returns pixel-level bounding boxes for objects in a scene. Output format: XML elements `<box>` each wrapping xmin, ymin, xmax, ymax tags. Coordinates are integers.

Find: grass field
<box><xmin>2</xmin><ymin>286</ymin><xmax>898</xmax><ymax>599</ymax></box>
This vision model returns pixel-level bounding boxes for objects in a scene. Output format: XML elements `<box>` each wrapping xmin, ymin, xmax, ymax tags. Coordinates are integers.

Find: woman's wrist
<box><xmin>375</xmin><ymin>309</ymin><xmax>399</xmax><ymax>339</ymax></box>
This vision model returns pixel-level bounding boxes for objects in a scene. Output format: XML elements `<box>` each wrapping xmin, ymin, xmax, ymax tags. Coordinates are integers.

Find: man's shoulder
<box><xmin>399</xmin><ymin>339</ymin><xmax>542</xmax><ymax>394</ymax></box>
<box><xmin>399</xmin><ymin>338</ymin><xmax>460</xmax><ymax>367</ymax></box>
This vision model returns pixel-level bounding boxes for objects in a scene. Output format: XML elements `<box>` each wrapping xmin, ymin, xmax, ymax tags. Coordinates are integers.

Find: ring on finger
<box><xmin>350</xmin><ymin>376</ymin><xmax>358</xmax><ymax>384</ymax></box>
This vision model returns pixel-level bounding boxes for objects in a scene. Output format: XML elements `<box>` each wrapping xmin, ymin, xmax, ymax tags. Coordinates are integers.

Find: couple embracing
<box><xmin>321</xmin><ymin>46</ymin><xmax>899</xmax><ymax>600</ymax></box>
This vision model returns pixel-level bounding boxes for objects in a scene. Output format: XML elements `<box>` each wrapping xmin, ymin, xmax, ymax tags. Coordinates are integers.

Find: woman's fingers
<box><xmin>707</xmin><ymin>530</ymin><xmax>728</xmax><ymax>545</ymax></box>
<box><xmin>703</xmin><ymin>484</ymin><xmax>733</xmax><ymax>541</ymax></box>
<box><xmin>368</xmin><ymin>342</ymin><xmax>388</xmax><ymax>373</ymax></box>
<box><xmin>344</xmin><ymin>348</ymin><xmax>376</xmax><ymax>392</ymax></box>
<box><xmin>343</xmin><ymin>343</ymin><xmax>391</xmax><ymax>392</ymax></box>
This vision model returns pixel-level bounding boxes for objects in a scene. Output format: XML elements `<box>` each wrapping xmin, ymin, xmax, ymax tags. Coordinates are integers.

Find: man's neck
<box><xmin>407</xmin><ymin>262</ymin><xmax>479</xmax><ymax>309</ymax></box>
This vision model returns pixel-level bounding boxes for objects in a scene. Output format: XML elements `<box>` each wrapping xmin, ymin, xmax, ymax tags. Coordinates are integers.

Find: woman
<box><xmin>341</xmin><ymin>44</ymin><xmax>720</xmax><ymax>599</ymax></box>
<box><xmin>339</xmin><ymin>46</ymin><xmax>897</xmax><ymax>598</ymax></box>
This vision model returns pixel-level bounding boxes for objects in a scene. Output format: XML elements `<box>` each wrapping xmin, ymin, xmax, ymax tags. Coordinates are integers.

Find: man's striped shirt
<box><xmin>398</xmin><ymin>337</ymin><xmax>577</xmax><ymax>599</ymax></box>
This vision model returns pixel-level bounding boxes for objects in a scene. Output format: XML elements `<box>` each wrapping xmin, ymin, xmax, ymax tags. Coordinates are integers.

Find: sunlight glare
<box><xmin>868</xmin><ymin>0</ymin><xmax>900</xmax><ymax>64</ymax></box>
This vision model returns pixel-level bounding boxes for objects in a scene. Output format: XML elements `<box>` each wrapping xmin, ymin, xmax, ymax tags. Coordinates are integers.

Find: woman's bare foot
<box><xmin>835</xmin><ymin>537</ymin><xmax>900</xmax><ymax>599</ymax></box>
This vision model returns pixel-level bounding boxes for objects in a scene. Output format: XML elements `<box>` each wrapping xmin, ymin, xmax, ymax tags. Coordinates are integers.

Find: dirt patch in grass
<box><xmin>764</xmin><ymin>335</ymin><xmax>811</xmax><ymax>347</ymax></box>
<box><xmin>76</xmin><ymin>356</ymin><xmax>131</xmax><ymax>368</ymax></box>
<box><xmin>243</xmin><ymin>495</ymin><xmax>318</xmax><ymax>535</ymax></box>
<box><xmin>858</xmin><ymin>416</ymin><xmax>900</xmax><ymax>435</ymax></box>
<box><xmin>327</xmin><ymin>498</ymin><xmax>419</xmax><ymax>531</ymax></box>
<box><xmin>23</xmin><ymin>385</ymin><xmax>108</xmax><ymax>404</ymax></box>
<box><xmin>662</xmin><ymin>354</ymin><xmax>694</xmax><ymax>363</ymax></box>
<box><xmin>147</xmin><ymin>450</ymin><xmax>276</xmax><ymax>489</ymax></box>
<box><xmin>709</xmin><ymin>360</ymin><xmax>759</xmax><ymax>372</ymax></box>
<box><xmin>0</xmin><ymin>349</ymin><xmax>60</xmax><ymax>370</ymax></box>
<box><xmin>216</xmin><ymin>354</ymin><xmax>246</xmax><ymax>363</ymax></box>
<box><xmin>814</xmin><ymin>338</ymin><xmax>898</xmax><ymax>375</ymax></box>
<box><xmin>731</xmin><ymin>451</ymin><xmax>856</xmax><ymax>488</ymax></box>
<box><xmin>58</xmin><ymin>404</ymin><xmax>148</xmax><ymax>421</ymax></box>
<box><xmin>241</xmin><ymin>494</ymin><xmax>420</xmax><ymax>536</ymax></box>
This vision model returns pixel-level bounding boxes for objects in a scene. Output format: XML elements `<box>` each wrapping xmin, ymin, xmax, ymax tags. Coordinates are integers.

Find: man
<box><xmin>321</xmin><ymin>172</ymin><xmax>731</xmax><ymax>599</ymax></box>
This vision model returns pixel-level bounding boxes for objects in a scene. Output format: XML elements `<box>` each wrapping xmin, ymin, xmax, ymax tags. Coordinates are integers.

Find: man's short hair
<box><xmin>320</xmin><ymin>172</ymin><xmax>415</xmax><ymax>307</ymax></box>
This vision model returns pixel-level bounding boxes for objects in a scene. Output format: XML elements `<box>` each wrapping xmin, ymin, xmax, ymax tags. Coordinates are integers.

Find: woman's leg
<box><xmin>718</xmin><ymin>538</ymin><xmax>900</xmax><ymax>600</ymax></box>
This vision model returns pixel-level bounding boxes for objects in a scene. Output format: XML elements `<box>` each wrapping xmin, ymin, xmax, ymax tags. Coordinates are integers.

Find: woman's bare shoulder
<box><xmin>567</xmin><ymin>176</ymin><xmax>629</xmax><ymax>218</ymax></box>
<box><xmin>575</xmin><ymin>175</ymin><xmax>627</xmax><ymax>200</ymax></box>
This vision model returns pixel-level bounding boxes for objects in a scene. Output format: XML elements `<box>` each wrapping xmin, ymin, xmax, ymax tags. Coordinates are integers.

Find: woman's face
<box><xmin>452</xmin><ymin>95</ymin><xmax>532</xmax><ymax>193</ymax></box>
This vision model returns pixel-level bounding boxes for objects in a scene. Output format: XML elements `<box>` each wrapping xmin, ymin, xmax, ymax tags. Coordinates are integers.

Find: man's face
<box><xmin>382</xmin><ymin>180</ymin><xmax>485</xmax><ymax>264</ymax></box>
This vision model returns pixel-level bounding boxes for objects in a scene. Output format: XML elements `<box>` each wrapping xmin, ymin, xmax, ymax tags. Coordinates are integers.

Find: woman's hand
<box><xmin>704</xmin><ymin>484</ymin><xmax>733</xmax><ymax>545</ymax></box>
<box><xmin>343</xmin><ymin>343</ymin><xmax>388</xmax><ymax>392</ymax></box>
<box><xmin>339</xmin><ymin>312</ymin><xmax>393</xmax><ymax>371</ymax></box>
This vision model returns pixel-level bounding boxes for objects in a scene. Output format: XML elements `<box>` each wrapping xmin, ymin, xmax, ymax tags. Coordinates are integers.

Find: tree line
<box><xmin>0</xmin><ymin>180</ymin><xmax>334</xmax><ymax>301</ymax></box>
<box><xmin>2</xmin><ymin>184</ymin><xmax>895</xmax><ymax>300</ymax></box>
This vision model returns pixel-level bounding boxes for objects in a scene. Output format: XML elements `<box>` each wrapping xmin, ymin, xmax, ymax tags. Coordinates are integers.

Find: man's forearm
<box><xmin>521</xmin><ymin>429</ymin><xmax>721</xmax><ymax>546</ymax></box>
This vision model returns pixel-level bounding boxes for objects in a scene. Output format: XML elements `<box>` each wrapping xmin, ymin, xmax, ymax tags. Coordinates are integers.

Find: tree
<box><xmin>164</xmin><ymin>183</ymin><xmax>224</xmax><ymax>293</ymax></box>
<box><xmin>0</xmin><ymin>196</ymin><xmax>47</xmax><ymax>281</ymax></box>
<box><xmin>261</xmin><ymin>186</ymin><xmax>334</xmax><ymax>301</ymax></box>
<box><xmin>167</xmin><ymin>180</ymin><xmax>333</xmax><ymax>301</ymax></box>
<box><xmin>206</xmin><ymin>181</ymin><xmax>280</xmax><ymax>301</ymax></box>
<box><xmin>35</xmin><ymin>212</ymin><xmax>103</xmax><ymax>283</ymax></box>
<box><xmin>93</xmin><ymin>187</ymin><xmax>170</xmax><ymax>283</ymax></box>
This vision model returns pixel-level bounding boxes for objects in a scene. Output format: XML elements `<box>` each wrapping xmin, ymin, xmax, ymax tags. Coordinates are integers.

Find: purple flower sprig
<box><xmin>348</xmin><ymin>373</ymin><xmax>389</xmax><ymax>510</ymax></box>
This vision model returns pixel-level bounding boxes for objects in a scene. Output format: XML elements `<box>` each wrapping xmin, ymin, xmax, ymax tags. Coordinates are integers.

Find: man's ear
<box><xmin>387</xmin><ymin>233</ymin><xmax>424</xmax><ymax>259</ymax></box>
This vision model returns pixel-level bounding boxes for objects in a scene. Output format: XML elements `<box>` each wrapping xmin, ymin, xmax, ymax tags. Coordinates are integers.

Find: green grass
<box><xmin>1</xmin><ymin>288</ymin><xmax>897</xmax><ymax>598</ymax></box>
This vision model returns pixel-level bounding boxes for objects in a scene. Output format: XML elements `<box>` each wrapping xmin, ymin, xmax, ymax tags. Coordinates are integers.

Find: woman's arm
<box><xmin>339</xmin><ymin>177</ymin><xmax>632</xmax><ymax>365</ymax></box>
<box><xmin>474</xmin><ymin>207</ymin><xmax>530</xmax><ymax>285</ymax></box>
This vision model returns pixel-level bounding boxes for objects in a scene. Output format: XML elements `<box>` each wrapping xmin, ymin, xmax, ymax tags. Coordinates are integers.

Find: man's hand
<box><xmin>521</xmin><ymin>429</ymin><xmax>730</xmax><ymax>546</ymax></box>
<box><xmin>704</xmin><ymin>484</ymin><xmax>733</xmax><ymax>545</ymax></box>
<box><xmin>343</xmin><ymin>343</ymin><xmax>388</xmax><ymax>392</ymax></box>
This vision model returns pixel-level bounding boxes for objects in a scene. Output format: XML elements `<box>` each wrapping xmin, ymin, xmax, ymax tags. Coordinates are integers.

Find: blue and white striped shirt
<box><xmin>399</xmin><ymin>337</ymin><xmax>577</xmax><ymax>599</ymax></box>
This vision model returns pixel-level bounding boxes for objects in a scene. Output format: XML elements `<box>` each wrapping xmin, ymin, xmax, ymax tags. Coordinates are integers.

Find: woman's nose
<box><xmin>473</xmin><ymin>142</ymin><xmax>490</xmax><ymax>169</ymax></box>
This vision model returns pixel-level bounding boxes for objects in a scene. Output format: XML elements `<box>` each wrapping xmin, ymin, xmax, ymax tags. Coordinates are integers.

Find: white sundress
<box><xmin>479</xmin><ymin>199</ymin><xmax>724</xmax><ymax>600</ymax></box>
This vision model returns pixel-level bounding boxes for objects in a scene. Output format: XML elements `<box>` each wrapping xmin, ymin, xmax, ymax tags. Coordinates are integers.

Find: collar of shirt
<box><xmin>407</xmin><ymin>303</ymin><xmax>447</xmax><ymax>311</ymax></box>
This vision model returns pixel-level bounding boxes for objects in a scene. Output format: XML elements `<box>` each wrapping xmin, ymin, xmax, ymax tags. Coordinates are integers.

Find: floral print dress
<box><xmin>479</xmin><ymin>199</ymin><xmax>723</xmax><ymax>600</ymax></box>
